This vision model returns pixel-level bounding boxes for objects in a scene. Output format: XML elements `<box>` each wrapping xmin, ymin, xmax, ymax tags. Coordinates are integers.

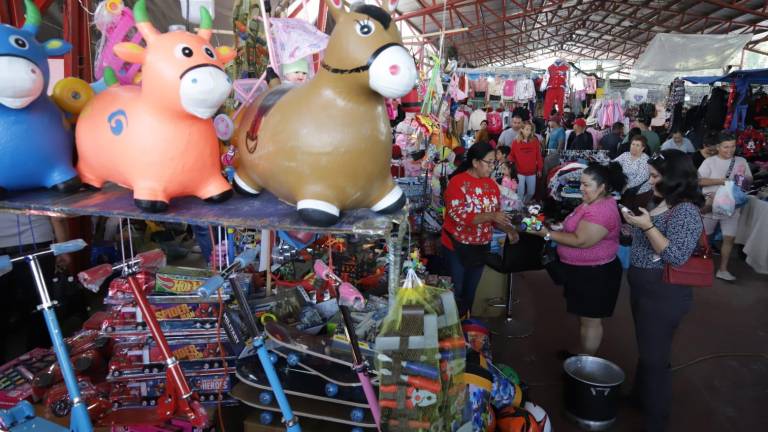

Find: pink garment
<box><xmin>557</xmin><ymin>197</ymin><xmax>621</xmax><ymax>266</ymax></box>
<box><xmin>502</xmin><ymin>80</ymin><xmax>516</xmax><ymax>99</ymax></box>
<box><xmin>587</xmin><ymin>127</ymin><xmax>601</xmax><ymax>150</ymax></box>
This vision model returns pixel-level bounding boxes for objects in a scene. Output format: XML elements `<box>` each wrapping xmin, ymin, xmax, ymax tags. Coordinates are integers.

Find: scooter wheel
<box><xmin>350</xmin><ymin>408</ymin><xmax>364</xmax><ymax>422</ymax></box>
<box><xmin>259</xmin><ymin>411</ymin><xmax>273</xmax><ymax>425</ymax></box>
<box><xmin>268</xmin><ymin>353</ymin><xmax>278</xmax><ymax>364</ymax></box>
<box><xmin>287</xmin><ymin>353</ymin><xmax>300</xmax><ymax>367</ymax></box>
<box><xmin>258</xmin><ymin>391</ymin><xmax>273</xmax><ymax>405</ymax></box>
<box><xmin>324</xmin><ymin>383</ymin><xmax>339</xmax><ymax>397</ymax></box>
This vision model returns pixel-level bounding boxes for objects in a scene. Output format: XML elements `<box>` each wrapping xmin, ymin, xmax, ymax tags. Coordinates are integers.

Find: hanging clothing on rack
<box><xmin>585</xmin><ymin>76</ymin><xmax>597</xmax><ymax>95</ymax></box>
<box><xmin>502</xmin><ymin>79</ymin><xmax>516</xmax><ymax>101</ymax></box>
<box><xmin>541</xmin><ymin>61</ymin><xmax>570</xmax><ymax>120</ymax></box>
<box><xmin>514</xmin><ymin>79</ymin><xmax>536</xmax><ymax>102</ymax></box>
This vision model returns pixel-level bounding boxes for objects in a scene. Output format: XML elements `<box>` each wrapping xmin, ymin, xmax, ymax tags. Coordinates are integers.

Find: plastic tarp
<box><xmin>683</xmin><ymin>68</ymin><xmax>768</xmax><ymax>85</ymax></box>
<box><xmin>630</xmin><ymin>34</ymin><xmax>752</xmax><ymax>86</ymax></box>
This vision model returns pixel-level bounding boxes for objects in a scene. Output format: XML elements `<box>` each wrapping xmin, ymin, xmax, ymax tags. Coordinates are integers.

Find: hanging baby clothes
<box><xmin>471</xmin><ymin>78</ymin><xmax>488</xmax><ymax>100</ymax></box>
<box><xmin>515</xmin><ymin>79</ymin><xmax>536</xmax><ymax>102</ymax></box>
<box><xmin>541</xmin><ymin>61</ymin><xmax>569</xmax><ymax>119</ymax></box>
<box><xmin>502</xmin><ymin>79</ymin><xmax>516</xmax><ymax>102</ymax></box>
<box><xmin>469</xmin><ymin>108</ymin><xmax>487</xmax><ymax>131</ymax></box>
<box><xmin>489</xmin><ymin>77</ymin><xmax>504</xmax><ymax>101</ymax></box>
<box><xmin>585</xmin><ymin>76</ymin><xmax>597</xmax><ymax>95</ymax></box>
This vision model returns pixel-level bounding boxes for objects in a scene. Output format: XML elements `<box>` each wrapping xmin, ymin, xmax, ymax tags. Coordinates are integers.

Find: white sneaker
<box><xmin>716</xmin><ymin>270</ymin><xmax>736</xmax><ymax>281</ymax></box>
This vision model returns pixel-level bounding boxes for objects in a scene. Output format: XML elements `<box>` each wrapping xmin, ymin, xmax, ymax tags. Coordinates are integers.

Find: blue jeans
<box><xmin>193</xmin><ymin>225</ymin><xmax>213</xmax><ymax>264</ymax></box>
<box><xmin>443</xmin><ymin>246</ymin><xmax>485</xmax><ymax>316</ymax></box>
<box><xmin>517</xmin><ymin>174</ymin><xmax>536</xmax><ymax>202</ymax></box>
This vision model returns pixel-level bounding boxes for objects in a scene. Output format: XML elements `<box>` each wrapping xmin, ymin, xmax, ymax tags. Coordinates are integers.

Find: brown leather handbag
<box><xmin>662</xmin><ymin>209</ymin><xmax>714</xmax><ymax>287</ymax></box>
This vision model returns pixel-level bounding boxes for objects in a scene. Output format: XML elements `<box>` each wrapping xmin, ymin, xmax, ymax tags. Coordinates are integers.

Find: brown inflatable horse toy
<box><xmin>233</xmin><ymin>0</ymin><xmax>417</xmax><ymax>226</ymax></box>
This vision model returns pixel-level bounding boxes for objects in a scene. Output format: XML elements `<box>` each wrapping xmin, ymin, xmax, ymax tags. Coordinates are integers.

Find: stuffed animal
<box><xmin>76</xmin><ymin>0</ymin><xmax>235</xmax><ymax>212</ymax></box>
<box><xmin>232</xmin><ymin>0</ymin><xmax>417</xmax><ymax>226</ymax></box>
<box><xmin>0</xmin><ymin>0</ymin><xmax>81</xmax><ymax>197</ymax></box>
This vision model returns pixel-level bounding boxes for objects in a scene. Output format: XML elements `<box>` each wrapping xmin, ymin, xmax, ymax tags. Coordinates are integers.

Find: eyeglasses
<box><xmin>651</xmin><ymin>152</ymin><xmax>665</xmax><ymax>161</ymax></box>
<box><xmin>479</xmin><ymin>159</ymin><xmax>498</xmax><ymax>166</ymax></box>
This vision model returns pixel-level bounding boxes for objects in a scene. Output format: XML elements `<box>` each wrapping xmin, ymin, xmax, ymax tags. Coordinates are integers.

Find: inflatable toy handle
<box><xmin>51</xmin><ymin>239</ymin><xmax>87</xmax><ymax>256</ymax></box>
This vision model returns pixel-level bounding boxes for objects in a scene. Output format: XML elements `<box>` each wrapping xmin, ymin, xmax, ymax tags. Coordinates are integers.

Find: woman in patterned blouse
<box><xmin>622</xmin><ymin>149</ymin><xmax>704</xmax><ymax>432</ymax></box>
<box><xmin>442</xmin><ymin>142</ymin><xmax>518</xmax><ymax>316</ymax></box>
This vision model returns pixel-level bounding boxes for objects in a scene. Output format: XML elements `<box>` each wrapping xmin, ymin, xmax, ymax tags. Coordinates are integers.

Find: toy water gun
<box><xmin>93</xmin><ymin>0</ymin><xmax>143</xmax><ymax>85</ymax></box>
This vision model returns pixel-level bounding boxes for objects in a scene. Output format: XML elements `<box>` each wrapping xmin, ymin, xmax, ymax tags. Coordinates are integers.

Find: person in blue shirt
<box><xmin>546</xmin><ymin>116</ymin><xmax>565</xmax><ymax>150</ymax></box>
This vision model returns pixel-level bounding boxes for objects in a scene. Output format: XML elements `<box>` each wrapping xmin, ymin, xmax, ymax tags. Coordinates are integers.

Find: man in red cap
<box><xmin>566</xmin><ymin>118</ymin><xmax>594</xmax><ymax>150</ymax></box>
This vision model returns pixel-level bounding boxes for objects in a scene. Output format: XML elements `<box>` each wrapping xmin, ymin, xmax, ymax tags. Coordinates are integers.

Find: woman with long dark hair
<box><xmin>531</xmin><ymin>162</ymin><xmax>626</xmax><ymax>356</ymax></box>
<box><xmin>442</xmin><ymin>142</ymin><xmax>518</xmax><ymax>316</ymax></box>
<box><xmin>622</xmin><ymin>149</ymin><xmax>704</xmax><ymax>432</ymax></box>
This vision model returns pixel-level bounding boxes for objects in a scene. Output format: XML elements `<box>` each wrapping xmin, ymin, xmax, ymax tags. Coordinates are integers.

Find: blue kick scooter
<box><xmin>198</xmin><ymin>248</ymin><xmax>301</xmax><ymax>432</ymax></box>
<box><xmin>0</xmin><ymin>239</ymin><xmax>93</xmax><ymax>432</ymax></box>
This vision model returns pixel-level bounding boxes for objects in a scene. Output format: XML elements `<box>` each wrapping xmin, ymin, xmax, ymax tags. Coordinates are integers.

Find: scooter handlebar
<box><xmin>234</xmin><ymin>248</ymin><xmax>259</xmax><ymax>269</ymax></box>
<box><xmin>78</xmin><ymin>264</ymin><xmax>113</xmax><ymax>293</ymax></box>
<box><xmin>0</xmin><ymin>256</ymin><xmax>11</xmax><ymax>277</ymax></box>
<box><xmin>198</xmin><ymin>275</ymin><xmax>225</xmax><ymax>298</ymax></box>
<box><xmin>50</xmin><ymin>239</ymin><xmax>87</xmax><ymax>256</ymax></box>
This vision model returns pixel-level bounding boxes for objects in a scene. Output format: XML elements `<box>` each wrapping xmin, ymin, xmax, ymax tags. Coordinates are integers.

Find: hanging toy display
<box><xmin>75</xmin><ymin>0</ymin><xmax>236</xmax><ymax>213</ymax></box>
<box><xmin>92</xmin><ymin>0</ymin><xmax>144</xmax><ymax>85</ymax></box>
<box><xmin>232</xmin><ymin>0</ymin><xmax>417</xmax><ymax>226</ymax></box>
<box><xmin>0</xmin><ymin>0</ymin><xmax>82</xmax><ymax>197</ymax></box>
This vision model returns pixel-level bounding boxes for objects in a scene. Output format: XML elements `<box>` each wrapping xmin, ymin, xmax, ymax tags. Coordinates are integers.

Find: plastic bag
<box><xmin>732</xmin><ymin>182</ymin><xmax>749</xmax><ymax>208</ymax></box>
<box><xmin>375</xmin><ymin>268</ymin><xmax>466</xmax><ymax>431</ymax></box>
<box><xmin>713</xmin><ymin>180</ymin><xmax>736</xmax><ymax>217</ymax></box>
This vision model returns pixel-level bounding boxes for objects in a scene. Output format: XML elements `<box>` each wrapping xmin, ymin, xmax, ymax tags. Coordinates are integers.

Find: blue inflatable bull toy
<box><xmin>0</xmin><ymin>0</ymin><xmax>81</xmax><ymax>197</ymax></box>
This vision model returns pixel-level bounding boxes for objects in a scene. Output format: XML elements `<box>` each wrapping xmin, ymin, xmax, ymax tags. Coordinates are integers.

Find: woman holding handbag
<box><xmin>442</xmin><ymin>142</ymin><xmax>518</xmax><ymax>317</ymax></box>
<box><xmin>698</xmin><ymin>132</ymin><xmax>753</xmax><ymax>281</ymax></box>
<box><xmin>622</xmin><ymin>149</ymin><xmax>706</xmax><ymax>432</ymax></box>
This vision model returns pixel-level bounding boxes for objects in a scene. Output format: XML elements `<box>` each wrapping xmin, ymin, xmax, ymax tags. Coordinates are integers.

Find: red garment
<box><xmin>441</xmin><ymin>171</ymin><xmax>501</xmax><ymax>250</ymax></box>
<box><xmin>486</xmin><ymin>111</ymin><xmax>502</xmax><ymax>135</ymax></box>
<box><xmin>509</xmin><ymin>138</ymin><xmax>543</xmax><ymax>176</ymax></box>
<box><xmin>546</xmin><ymin>63</ymin><xmax>569</xmax><ymax>88</ymax></box>
<box><xmin>543</xmin><ymin>86</ymin><xmax>565</xmax><ymax>120</ymax></box>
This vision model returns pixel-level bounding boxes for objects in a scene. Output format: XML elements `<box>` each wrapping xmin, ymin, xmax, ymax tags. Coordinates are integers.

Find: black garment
<box><xmin>566</xmin><ymin>131</ymin><xmax>594</xmax><ymax>150</ymax></box>
<box><xmin>512</xmin><ymin>106</ymin><xmax>531</xmax><ymax>121</ymax></box>
<box><xmin>599</xmin><ymin>132</ymin><xmax>623</xmax><ymax>159</ymax></box>
<box><xmin>691</xmin><ymin>151</ymin><xmax>707</xmax><ymax>169</ymax></box>
<box><xmin>559</xmin><ymin>258</ymin><xmax>622</xmax><ymax>318</ymax></box>
<box><xmin>704</xmin><ymin>87</ymin><xmax>728</xmax><ymax>131</ymax></box>
<box><xmin>628</xmin><ymin>266</ymin><xmax>692</xmax><ymax>432</ymax></box>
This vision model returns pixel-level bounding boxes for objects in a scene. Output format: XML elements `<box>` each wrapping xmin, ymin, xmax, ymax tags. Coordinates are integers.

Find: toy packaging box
<box><xmin>154</xmin><ymin>266</ymin><xmax>215</xmax><ymax>295</ymax></box>
<box><xmin>108</xmin><ymin>337</ymin><xmax>235</xmax><ymax>379</ymax></box>
<box><xmin>0</xmin><ymin>348</ymin><xmax>56</xmax><ymax>408</ymax></box>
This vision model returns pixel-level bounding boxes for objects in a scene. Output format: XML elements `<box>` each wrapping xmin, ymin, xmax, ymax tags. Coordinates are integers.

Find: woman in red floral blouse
<box><xmin>442</xmin><ymin>142</ymin><xmax>518</xmax><ymax>316</ymax></box>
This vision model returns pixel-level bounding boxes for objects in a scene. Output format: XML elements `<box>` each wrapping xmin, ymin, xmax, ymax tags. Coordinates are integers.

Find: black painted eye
<box><xmin>175</xmin><ymin>44</ymin><xmax>194</xmax><ymax>58</ymax></box>
<box><xmin>203</xmin><ymin>46</ymin><xmax>216</xmax><ymax>59</ymax></box>
<box><xmin>9</xmin><ymin>35</ymin><xmax>29</xmax><ymax>50</ymax></box>
<box><xmin>356</xmin><ymin>20</ymin><xmax>375</xmax><ymax>37</ymax></box>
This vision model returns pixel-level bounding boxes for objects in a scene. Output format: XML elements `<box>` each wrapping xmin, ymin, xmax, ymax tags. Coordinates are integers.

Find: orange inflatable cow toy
<box><xmin>76</xmin><ymin>0</ymin><xmax>235</xmax><ymax>212</ymax></box>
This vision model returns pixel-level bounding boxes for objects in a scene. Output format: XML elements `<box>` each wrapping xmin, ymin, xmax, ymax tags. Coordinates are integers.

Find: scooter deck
<box><xmin>236</xmin><ymin>356</ymin><xmax>371</xmax><ymax>408</ymax></box>
<box><xmin>231</xmin><ymin>383</ymin><xmax>377</xmax><ymax>429</ymax></box>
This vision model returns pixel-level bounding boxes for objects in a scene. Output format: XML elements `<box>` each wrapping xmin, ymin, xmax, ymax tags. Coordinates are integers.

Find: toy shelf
<box><xmin>0</xmin><ymin>183</ymin><xmax>408</xmax><ymax>302</ymax></box>
<box><xmin>0</xmin><ymin>183</ymin><xmax>407</xmax><ymax>236</ymax></box>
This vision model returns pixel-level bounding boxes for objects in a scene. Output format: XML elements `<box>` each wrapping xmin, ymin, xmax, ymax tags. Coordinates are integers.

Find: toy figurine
<box><xmin>233</xmin><ymin>0</ymin><xmax>417</xmax><ymax>226</ymax></box>
<box><xmin>519</xmin><ymin>204</ymin><xmax>544</xmax><ymax>232</ymax></box>
<box><xmin>0</xmin><ymin>0</ymin><xmax>81</xmax><ymax>197</ymax></box>
<box><xmin>76</xmin><ymin>0</ymin><xmax>235</xmax><ymax>212</ymax></box>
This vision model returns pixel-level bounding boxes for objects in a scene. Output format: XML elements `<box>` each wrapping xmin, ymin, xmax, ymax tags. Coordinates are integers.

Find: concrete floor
<box><xmin>488</xmin><ymin>257</ymin><xmax>768</xmax><ymax>431</ymax></box>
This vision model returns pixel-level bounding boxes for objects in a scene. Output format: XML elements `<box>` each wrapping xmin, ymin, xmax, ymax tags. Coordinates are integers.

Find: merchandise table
<box><xmin>735</xmin><ymin>196</ymin><xmax>768</xmax><ymax>274</ymax></box>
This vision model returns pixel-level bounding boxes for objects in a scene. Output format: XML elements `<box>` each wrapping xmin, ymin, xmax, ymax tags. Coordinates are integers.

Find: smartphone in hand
<box><xmin>619</xmin><ymin>204</ymin><xmax>635</xmax><ymax>217</ymax></box>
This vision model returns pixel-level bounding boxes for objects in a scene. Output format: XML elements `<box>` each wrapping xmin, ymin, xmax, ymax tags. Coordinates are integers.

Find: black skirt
<box><xmin>560</xmin><ymin>258</ymin><xmax>623</xmax><ymax>318</ymax></box>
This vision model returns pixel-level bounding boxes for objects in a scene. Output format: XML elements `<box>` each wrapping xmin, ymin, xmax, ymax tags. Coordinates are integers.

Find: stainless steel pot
<box><xmin>563</xmin><ymin>355</ymin><xmax>625</xmax><ymax>431</ymax></box>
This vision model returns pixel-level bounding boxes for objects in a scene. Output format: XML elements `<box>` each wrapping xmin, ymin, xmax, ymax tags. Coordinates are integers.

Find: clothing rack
<box><xmin>546</xmin><ymin>149</ymin><xmax>610</xmax><ymax>164</ymax></box>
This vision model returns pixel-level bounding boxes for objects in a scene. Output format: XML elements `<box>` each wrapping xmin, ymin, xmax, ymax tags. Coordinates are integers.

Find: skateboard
<box><xmin>236</xmin><ymin>353</ymin><xmax>371</xmax><ymax>408</ymax></box>
<box><xmin>231</xmin><ymin>383</ymin><xmax>377</xmax><ymax>430</ymax></box>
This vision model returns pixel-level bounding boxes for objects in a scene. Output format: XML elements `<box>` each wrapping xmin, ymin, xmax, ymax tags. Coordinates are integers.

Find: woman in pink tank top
<box><xmin>531</xmin><ymin>162</ymin><xmax>626</xmax><ymax>357</ymax></box>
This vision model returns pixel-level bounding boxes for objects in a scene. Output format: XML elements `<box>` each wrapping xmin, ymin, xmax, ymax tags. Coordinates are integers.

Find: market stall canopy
<box><xmin>683</xmin><ymin>68</ymin><xmax>768</xmax><ymax>85</ymax></box>
<box><xmin>630</xmin><ymin>34</ymin><xmax>753</xmax><ymax>86</ymax></box>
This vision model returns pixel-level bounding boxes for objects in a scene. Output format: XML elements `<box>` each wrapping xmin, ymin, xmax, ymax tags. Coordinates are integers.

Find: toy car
<box><xmin>520</xmin><ymin>204</ymin><xmax>545</xmax><ymax>232</ymax></box>
<box><xmin>44</xmin><ymin>378</ymin><xmax>110</xmax><ymax>419</ymax></box>
<box><xmin>108</xmin><ymin>339</ymin><xmax>234</xmax><ymax>378</ymax></box>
